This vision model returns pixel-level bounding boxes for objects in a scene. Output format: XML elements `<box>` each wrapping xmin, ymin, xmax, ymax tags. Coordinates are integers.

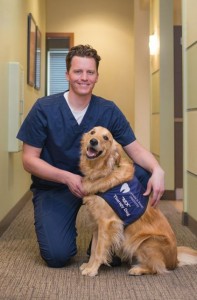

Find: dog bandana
<box><xmin>98</xmin><ymin>176</ymin><xmax>148</xmax><ymax>226</ymax></box>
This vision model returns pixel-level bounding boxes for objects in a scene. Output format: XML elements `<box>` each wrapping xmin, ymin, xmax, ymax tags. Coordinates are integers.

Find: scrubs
<box><xmin>17</xmin><ymin>92</ymin><xmax>150</xmax><ymax>267</ymax></box>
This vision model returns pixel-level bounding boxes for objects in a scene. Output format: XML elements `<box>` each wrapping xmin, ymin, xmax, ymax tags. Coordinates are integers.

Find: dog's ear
<box><xmin>80</xmin><ymin>133</ymin><xmax>87</xmax><ymax>154</ymax></box>
<box><xmin>112</xmin><ymin>141</ymin><xmax>122</xmax><ymax>166</ymax></box>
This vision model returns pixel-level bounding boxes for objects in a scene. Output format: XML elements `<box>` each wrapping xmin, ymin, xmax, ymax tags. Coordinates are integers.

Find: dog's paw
<box><xmin>80</xmin><ymin>263</ymin><xmax>88</xmax><ymax>271</ymax></box>
<box><xmin>81</xmin><ymin>267</ymin><xmax>98</xmax><ymax>277</ymax></box>
<box><xmin>128</xmin><ymin>265</ymin><xmax>153</xmax><ymax>276</ymax></box>
<box><xmin>128</xmin><ymin>266</ymin><xmax>144</xmax><ymax>276</ymax></box>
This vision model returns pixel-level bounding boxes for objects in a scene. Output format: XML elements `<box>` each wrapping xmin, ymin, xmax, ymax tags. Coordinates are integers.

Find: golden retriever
<box><xmin>79</xmin><ymin>126</ymin><xmax>197</xmax><ymax>277</ymax></box>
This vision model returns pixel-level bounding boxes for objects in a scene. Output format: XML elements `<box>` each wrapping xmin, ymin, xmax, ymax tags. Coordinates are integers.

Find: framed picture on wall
<box><xmin>27</xmin><ymin>13</ymin><xmax>36</xmax><ymax>86</ymax></box>
<box><xmin>35</xmin><ymin>26</ymin><xmax>41</xmax><ymax>90</ymax></box>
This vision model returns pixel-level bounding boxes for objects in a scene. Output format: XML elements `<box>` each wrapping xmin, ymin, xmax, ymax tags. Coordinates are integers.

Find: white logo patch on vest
<box><xmin>120</xmin><ymin>183</ymin><xmax>130</xmax><ymax>193</ymax></box>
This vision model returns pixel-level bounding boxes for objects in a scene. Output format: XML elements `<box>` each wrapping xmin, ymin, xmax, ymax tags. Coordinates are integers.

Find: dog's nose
<box><xmin>90</xmin><ymin>138</ymin><xmax>98</xmax><ymax>146</ymax></box>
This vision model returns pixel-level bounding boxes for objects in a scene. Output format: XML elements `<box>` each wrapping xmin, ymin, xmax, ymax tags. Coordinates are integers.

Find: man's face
<box><xmin>66</xmin><ymin>56</ymin><xmax>99</xmax><ymax>97</ymax></box>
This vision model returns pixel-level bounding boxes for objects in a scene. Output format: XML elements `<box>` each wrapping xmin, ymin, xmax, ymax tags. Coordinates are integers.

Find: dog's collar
<box><xmin>98</xmin><ymin>176</ymin><xmax>148</xmax><ymax>226</ymax></box>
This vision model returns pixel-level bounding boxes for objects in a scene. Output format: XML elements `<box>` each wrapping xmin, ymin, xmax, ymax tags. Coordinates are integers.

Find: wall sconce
<box><xmin>149</xmin><ymin>34</ymin><xmax>159</xmax><ymax>55</ymax></box>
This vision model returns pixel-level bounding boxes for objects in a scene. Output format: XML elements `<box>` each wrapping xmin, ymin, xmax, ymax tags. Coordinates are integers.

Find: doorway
<box><xmin>46</xmin><ymin>33</ymin><xmax>74</xmax><ymax>96</ymax></box>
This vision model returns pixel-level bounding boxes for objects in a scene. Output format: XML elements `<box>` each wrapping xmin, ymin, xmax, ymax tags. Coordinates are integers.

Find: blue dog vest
<box><xmin>98</xmin><ymin>176</ymin><xmax>148</xmax><ymax>226</ymax></box>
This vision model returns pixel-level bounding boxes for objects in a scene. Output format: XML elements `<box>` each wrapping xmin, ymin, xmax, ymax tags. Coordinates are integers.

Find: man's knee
<box><xmin>40</xmin><ymin>244</ymin><xmax>77</xmax><ymax>268</ymax></box>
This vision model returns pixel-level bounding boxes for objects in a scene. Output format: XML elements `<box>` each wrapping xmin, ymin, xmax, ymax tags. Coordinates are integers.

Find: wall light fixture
<box><xmin>149</xmin><ymin>34</ymin><xmax>159</xmax><ymax>55</ymax></box>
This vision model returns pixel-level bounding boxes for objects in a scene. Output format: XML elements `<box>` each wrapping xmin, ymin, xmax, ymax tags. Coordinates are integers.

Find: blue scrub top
<box><xmin>17</xmin><ymin>92</ymin><xmax>136</xmax><ymax>189</ymax></box>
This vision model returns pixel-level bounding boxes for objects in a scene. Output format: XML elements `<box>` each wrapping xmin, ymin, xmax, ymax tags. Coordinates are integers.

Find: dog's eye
<box><xmin>103</xmin><ymin>135</ymin><xmax>109</xmax><ymax>141</ymax></box>
<box><xmin>90</xmin><ymin>130</ymin><xmax>95</xmax><ymax>135</ymax></box>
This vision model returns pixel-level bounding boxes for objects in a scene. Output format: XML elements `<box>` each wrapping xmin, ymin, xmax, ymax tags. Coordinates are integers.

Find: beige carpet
<box><xmin>0</xmin><ymin>200</ymin><xmax>197</xmax><ymax>300</ymax></box>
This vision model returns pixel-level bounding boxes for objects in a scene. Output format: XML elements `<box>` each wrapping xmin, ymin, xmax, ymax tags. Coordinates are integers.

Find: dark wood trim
<box><xmin>0</xmin><ymin>191</ymin><xmax>32</xmax><ymax>237</ymax></box>
<box><xmin>174</xmin><ymin>25</ymin><xmax>183</xmax><ymax>191</ymax></box>
<box><xmin>182</xmin><ymin>212</ymin><xmax>197</xmax><ymax>237</ymax></box>
<box><xmin>182</xmin><ymin>211</ymin><xmax>188</xmax><ymax>226</ymax></box>
<box><xmin>161</xmin><ymin>190</ymin><xmax>176</xmax><ymax>200</ymax></box>
<box><xmin>46</xmin><ymin>32</ymin><xmax>74</xmax><ymax>47</ymax></box>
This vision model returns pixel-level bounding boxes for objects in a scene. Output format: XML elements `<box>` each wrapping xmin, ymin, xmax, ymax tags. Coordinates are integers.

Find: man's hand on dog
<box><xmin>143</xmin><ymin>167</ymin><xmax>165</xmax><ymax>207</ymax></box>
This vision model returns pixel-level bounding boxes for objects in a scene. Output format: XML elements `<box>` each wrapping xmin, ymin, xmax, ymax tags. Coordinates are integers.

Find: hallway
<box><xmin>0</xmin><ymin>199</ymin><xmax>196</xmax><ymax>300</ymax></box>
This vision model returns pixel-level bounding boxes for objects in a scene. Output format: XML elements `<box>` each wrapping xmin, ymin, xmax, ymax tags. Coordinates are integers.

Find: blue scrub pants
<box><xmin>32</xmin><ymin>164</ymin><xmax>151</xmax><ymax>268</ymax></box>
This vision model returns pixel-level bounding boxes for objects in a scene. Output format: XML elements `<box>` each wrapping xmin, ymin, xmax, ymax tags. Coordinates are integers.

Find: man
<box><xmin>17</xmin><ymin>44</ymin><xmax>164</xmax><ymax>268</ymax></box>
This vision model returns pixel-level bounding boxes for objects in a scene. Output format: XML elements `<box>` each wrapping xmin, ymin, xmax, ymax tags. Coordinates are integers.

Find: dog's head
<box><xmin>80</xmin><ymin>126</ymin><xmax>121</xmax><ymax>166</ymax></box>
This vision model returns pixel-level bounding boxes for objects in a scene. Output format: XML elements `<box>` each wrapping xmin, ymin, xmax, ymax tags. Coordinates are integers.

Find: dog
<box><xmin>79</xmin><ymin>126</ymin><xmax>197</xmax><ymax>277</ymax></box>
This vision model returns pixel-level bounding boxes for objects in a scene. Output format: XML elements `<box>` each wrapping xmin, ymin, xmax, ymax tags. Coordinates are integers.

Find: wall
<box><xmin>174</xmin><ymin>0</ymin><xmax>182</xmax><ymax>25</ymax></box>
<box><xmin>182</xmin><ymin>0</ymin><xmax>197</xmax><ymax>231</ymax></box>
<box><xmin>134</xmin><ymin>0</ymin><xmax>150</xmax><ymax>149</ymax></box>
<box><xmin>0</xmin><ymin>0</ymin><xmax>46</xmax><ymax>222</ymax></box>
<box><xmin>46</xmin><ymin>0</ymin><xmax>134</xmax><ymax>129</ymax></box>
<box><xmin>159</xmin><ymin>0</ymin><xmax>174</xmax><ymax>192</ymax></box>
<box><xmin>149</xmin><ymin>0</ymin><xmax>175</xmax><ymax>192</ymax></box>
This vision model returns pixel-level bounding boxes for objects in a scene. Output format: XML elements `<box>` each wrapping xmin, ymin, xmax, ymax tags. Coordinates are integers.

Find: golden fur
<box><xmin>79</xmin><ymin>126</ymin><xmax>197</xmax><ymax>277</ymax></box>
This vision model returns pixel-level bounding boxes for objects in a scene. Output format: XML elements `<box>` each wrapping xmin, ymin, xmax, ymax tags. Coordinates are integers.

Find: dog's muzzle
<box><xmin>86</xmin><ymin>138</ymin><xmax>103</xmax><ymax>159</ymax></box>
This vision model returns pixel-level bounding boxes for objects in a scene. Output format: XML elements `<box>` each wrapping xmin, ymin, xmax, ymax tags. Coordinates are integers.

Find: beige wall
<box><xmin>182</xmin><ymin>0</ymin><xmax>197</xmax><ymax>222</ymax></box>
<box><xmin>46</xmin><ymin>0</ymin><xmax>134</xmax><ymax>128</ymax></box>
<box><xmin>134</xmin><ymin>0</ymin><xmax>151</xmax><ymax>149</ymax></box>
<box><xmin>174</xmin><ymin>0</ymin><xmax>182</xmax><ymax>25</ymax></box>
<box><xmin>160</xmin><ymin>0</ymin><xmax>174</xmax><ymax>191</ymax></box>
<box><xmin>0</xmin><ymin>0</ymin><xmax>46</xmax><ymax>221</ymax></box>
<box><xmin>149</xmin><ymin>0</ymin><xmax>175</xmax><ymax>191</ymax></box>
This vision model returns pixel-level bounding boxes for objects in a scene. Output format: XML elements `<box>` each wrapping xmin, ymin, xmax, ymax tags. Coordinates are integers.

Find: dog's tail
<box><xmin>177</xmin><ymin>246</ymin><xmax>197</xmax><ymax>267</ymax></box>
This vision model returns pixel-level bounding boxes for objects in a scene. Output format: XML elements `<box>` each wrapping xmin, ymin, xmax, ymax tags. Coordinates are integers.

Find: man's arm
<box><xmin>22</xmin><ymin>143</ymin><xmax>84</xmax><ymax>198</ymax></box>
<box><xmin>124</xmin><ymin>140</ymin><xmax>165</xmax><ymax>207</ymax></box>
